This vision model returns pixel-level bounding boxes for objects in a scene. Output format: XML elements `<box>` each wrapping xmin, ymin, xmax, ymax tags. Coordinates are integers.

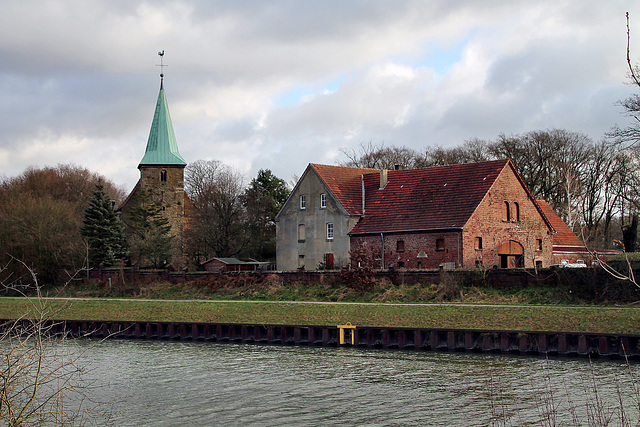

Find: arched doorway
<box><xmin>497</xmin><ymin>240</ymin><xmax>524</xmax><ymax>268</ymax></box>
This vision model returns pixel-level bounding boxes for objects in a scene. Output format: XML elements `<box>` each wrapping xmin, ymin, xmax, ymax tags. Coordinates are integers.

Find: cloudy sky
<box><xmin>1</xmin><ymin>1</ymin><xmax>638</xmax><ymax>192</ymax></box>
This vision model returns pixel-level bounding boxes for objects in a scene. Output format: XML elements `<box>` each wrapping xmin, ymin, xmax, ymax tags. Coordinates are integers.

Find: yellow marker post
<box><xmin>337</xmin><ymin>322</ymin><xmax>356</xmax><ymax>345</ymax></box>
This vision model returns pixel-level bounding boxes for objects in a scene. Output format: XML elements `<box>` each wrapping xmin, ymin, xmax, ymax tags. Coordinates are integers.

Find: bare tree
<box><xmin>341</xmin><ymin>141</ymin><xmax>419</xmax><ymax>170</ymax></box>
<box><xmin>184</xmin><ymin>160</ymin><xmax>247</xmax><ymax>263</ymax></box>
<box><xmin>0</xmin><ymin>260</ymin><xmax>95</xmax><ymax>425</ymax></box>
<box><xmin>184</xmin><ymin>159</ymin><xmax>223</xmax><ymax>203</ymax></box>
<box><xmin>417</xmin><ymin>139</ymin><xmax>492</xmax><ymax>168</ymax></box>
<box><xmin>608</xmin><ymin>12</ymin><xmax>640</xmax><ymax>147</ymax></box>
<box><xmin>582</xmin><ymin>230</ymin><xmax>640</xmax><ymax>291</ymax></box>
<box><xmin>579</xmin><ymin>143</ymin><xmax>620</xmax><ymax>245</ymax></box>
<box><xmin>488</xmin><ymin>130</ymin><xmax>592</xmax><ymax>218</ymax></box>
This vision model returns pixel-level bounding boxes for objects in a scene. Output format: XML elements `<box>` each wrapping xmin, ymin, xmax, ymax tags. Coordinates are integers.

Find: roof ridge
<box><xmin>311</xmin><ymin>163</ymin><xmax>378</xmax><ymax>171</ymax></box>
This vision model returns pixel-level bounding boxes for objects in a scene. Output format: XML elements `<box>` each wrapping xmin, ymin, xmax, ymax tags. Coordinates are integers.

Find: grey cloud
<box><xmin>0</xmin><ymin>0</ymin><xmax>638</xmax><ymax>191</ymax></box>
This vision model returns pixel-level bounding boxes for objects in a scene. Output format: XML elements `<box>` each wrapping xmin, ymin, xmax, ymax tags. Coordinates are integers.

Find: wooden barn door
<box><xmin>325</xmin><ymin>253</ymin><xmax>334</xmax><ymax>270</ymax></box>
<box><xmin>497</xmin><ymin>240</ymin><xmax>524</xmax><ymax>268</ymax></box>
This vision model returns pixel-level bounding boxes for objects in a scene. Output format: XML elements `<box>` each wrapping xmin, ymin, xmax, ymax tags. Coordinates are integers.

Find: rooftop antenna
<box><xmin>156</xmin><ymin>50</ymin><xmax>167</xmax><ymax>81</ymax></box>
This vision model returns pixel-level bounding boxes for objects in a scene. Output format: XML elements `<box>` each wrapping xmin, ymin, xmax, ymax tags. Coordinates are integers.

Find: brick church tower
<box><xmin>120</xmin><ymin>71</ymin><xmax>188</xmax><ymax>269</ymax></box>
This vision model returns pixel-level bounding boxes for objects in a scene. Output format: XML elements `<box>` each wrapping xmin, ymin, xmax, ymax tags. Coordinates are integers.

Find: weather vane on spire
<box><xmin>157</xmin><ymin>50</ymin><xmax>167</xmax><ymax>79</ymax></box>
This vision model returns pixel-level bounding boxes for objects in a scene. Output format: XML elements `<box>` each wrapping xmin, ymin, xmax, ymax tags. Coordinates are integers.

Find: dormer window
<box><xmin>160</xmin><ymin>170</ymin><xmax>167</xmax><ymax>182</ymax></box>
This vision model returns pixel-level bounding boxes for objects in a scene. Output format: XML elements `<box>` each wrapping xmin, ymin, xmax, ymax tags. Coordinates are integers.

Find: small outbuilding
<box><xmin>202</xmin><ymin>257</ymin><xmax>270</xmax><ymax>273</ymax></box>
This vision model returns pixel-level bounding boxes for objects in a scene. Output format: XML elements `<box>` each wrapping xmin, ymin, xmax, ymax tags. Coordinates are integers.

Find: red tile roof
<box><xmin>536</xmin><ymin>200</ymin><xmax>584</xmax><ymax>247</ymax></box>
<box><xmin>349</xmin><ymin>160</ymin><xmax>510</xmax><ymax>234</ymax></box>
<box><xmin>310</xmin><ymin>164</ymin><xmax>378</xmax><ymax>215</ymax></box>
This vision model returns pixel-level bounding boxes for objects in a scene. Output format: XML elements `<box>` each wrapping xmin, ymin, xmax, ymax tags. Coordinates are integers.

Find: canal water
<box><xmin>60</xmin><ymin>339</ymin><xmax>640</xmax><ymax>426</ymax></box>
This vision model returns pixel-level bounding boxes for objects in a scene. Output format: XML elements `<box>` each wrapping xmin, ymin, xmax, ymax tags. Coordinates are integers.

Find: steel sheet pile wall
<box><xmin>3</xmin><ymin>319</ymin><xmax>639</xmax><ymax>359</ymax></box>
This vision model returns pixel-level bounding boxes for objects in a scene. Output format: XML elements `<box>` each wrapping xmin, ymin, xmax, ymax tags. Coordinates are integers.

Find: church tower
<box><xmin>120</xmin><ymin>54</ymin><xmax>188</xmax><ymax>269</ymax></box>
<box><xmin>138</xmin><ymin>74</ymin><xmax>187</xmax><ymax>264</ymax></box>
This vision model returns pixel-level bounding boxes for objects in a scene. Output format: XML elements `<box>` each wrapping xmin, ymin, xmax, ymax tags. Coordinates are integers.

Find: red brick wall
<box><xmin>351</xmin><ymin>230</ymin><xmax>462</xmax><ymax>269</ymax></box>
<box><xmin>462</xmin><ymin>166</ymin><xmax>553</xmax><ymax>268</ymax></box>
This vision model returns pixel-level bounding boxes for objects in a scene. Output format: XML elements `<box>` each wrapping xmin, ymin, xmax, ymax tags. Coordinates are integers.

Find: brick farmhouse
<box><xmin>276</xmin><ymin>159</ymin><xmax>587</xmax><ymax>271</ymax></box>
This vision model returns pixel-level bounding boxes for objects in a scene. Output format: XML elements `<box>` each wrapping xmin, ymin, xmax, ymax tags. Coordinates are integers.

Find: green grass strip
<box><xmin>1</xmin><ymin>298</ymin><xmax>640</xmax><ymax>334</ymax></box>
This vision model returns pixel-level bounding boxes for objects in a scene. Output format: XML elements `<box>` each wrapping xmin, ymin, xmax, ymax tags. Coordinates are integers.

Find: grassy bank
<box><xmin>2</xmin><ymin>271</ymin><xmax>639</xmax><ymax>334</ymax></box>
<box><xmin>1</xmin><ymin>297</ymin><xmax>640</xmax><ymax>334</ymax></box>
<box><xmin>40</xmin><ymin>271</ymin><xmax>639</xmax><ymax>305</ymax></box>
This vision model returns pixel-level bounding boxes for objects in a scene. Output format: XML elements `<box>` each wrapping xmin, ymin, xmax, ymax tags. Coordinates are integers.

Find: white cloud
<box><xmin>0</xmin><ymin>0</ymin><xmax>638</xmax><ymax>188</ymax></box>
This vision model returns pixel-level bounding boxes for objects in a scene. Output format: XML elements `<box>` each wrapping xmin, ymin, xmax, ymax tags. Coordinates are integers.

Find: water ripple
<box><xmin>53</xmin><ymin>339</ymin><xmax>640</xmax><ymax>426</ymax></box>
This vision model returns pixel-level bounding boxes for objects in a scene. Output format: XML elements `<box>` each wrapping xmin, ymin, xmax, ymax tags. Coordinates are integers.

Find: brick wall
<box><xmin>462</xmin><ymin>166</ymin><xmax>553</xmax><ymax>269</ymax></box>
<box><xmin>87</xmin><ymin>267</ymin><xmax>640</xmax><ymax>304</ymax></box>
<box><xmin>351</xmin><ymin>231</ymin><xmax>462</xmax><ymax>269</ymax></box>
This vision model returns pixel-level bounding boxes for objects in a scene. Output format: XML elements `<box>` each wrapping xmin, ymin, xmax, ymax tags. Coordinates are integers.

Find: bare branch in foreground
<box><xmin>580</xmin><ymin>228</ymin><xmax>638</xmax><ymax>288</ymax></box>
<box><xmin>0</xmin><ymin>259</ymin><xmax>101</xmax><ymax>425</ymax></box>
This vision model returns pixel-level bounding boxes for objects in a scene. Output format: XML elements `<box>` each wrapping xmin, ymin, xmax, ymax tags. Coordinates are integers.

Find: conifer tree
<box><xmin>127</xmin><ymin>189</ymin><xmax>174</xmax><ymax>268</ymax></box>
<box><xmin>81</xmin><ymin>180</ymin><xmax>127</xmax><ymax>267</ymax></box>
<box><xmin>242</xmin><ymin>169</ymin><xmax>290</xmax><ymax>261</ymax></box>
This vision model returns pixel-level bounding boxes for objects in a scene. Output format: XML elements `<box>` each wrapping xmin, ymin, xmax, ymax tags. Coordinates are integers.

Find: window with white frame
<box><xmin>300</xmin><ymin>194</ymin><xmax>306</xmax><ymax>209</ymax></box>
<box><xmin>320</xmin><ymin>193</ymin><xmax>327</xmax><ymax>209</ymax></box>
<box><xmin>326</xmin><ymin>222</ymin><xmax>334</xmax><ymax>240</ymax></box>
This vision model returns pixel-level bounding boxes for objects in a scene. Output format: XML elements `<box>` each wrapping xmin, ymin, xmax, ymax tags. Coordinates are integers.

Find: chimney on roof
<box><xmin>380</xmin><ymin>169</ymin><xmax>388</xmax><ymax>189</ymax></box>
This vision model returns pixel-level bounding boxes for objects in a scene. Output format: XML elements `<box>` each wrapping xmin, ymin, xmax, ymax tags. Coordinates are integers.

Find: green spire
<box><xmin>138</xmin><ymin>78</ymin><xmax>187</xmax><ymax>167</ymax></box>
